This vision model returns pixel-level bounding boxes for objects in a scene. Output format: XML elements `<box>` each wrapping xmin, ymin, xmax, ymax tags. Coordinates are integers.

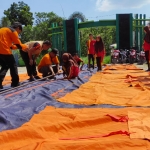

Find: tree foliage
<box><xmin>80</xmin><ymin>27</ymin><xmax>116</xmax><ymax>56</ymax></box>
<box><xmin>4</xmin><ymin>1</ymin><xmax>33</xmax><ymax>26</ymax></box>
<box><xmin>2</xmin><ymin>1</ymin><xmax>115</xmax><ymax>61</ymax></box>
<box><xmin>0</xmin><ymin>16</ymin><xmax>11</xmax><ymax>27</ymax></box>
<box><xmin>69</xmin><ymin>12</ymin><xmax>86</xmax><ymax>22</ymax></box>
<box><xmin>20</xmin><ymin>12</ymin><xmax>64</xmax><ymax>43</ymax></box>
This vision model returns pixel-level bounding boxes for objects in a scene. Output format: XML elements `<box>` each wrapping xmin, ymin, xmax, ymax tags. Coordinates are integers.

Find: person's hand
<box><xmin>52</xmin><ymin>72</ymin><xmax>55</xmax><ymax>76</ymax></box>
<box><xmin>29</xmin><ymin>59</ymin><xmax>33</xmax><ymax>65</ymax></box>
<box><xmin>63</xmin><ymin>77</ymin><xmax>68</xmax><ymax>79</ymax></box>
<box><xmin>57</xmin><ymin>69</ymin><xmax>62</xmax><ymax>74</ymax></box>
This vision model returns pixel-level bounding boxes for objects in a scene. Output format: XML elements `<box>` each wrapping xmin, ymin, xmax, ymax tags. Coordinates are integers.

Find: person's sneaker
<box><xmin>34</xmin><ymin>76</ymin><xmax>41</xmax><ymax>79</ymax></box>
<box><xmin>48</xmin><ymin>75</ymin><xmax>55</xmax><ymax>79</ymax></box>
<box><xmin>11</xmin><ymin>83</ymin><xmax>20</xmax><ymax>88</ymax></box>
<box><xmin>29</xmin><ymin>76</ymin><xmax>35</xmax><ymax>82</ymax></box>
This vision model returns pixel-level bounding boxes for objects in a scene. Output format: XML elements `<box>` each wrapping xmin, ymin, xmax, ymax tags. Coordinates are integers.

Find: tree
<box><xmin>20</xmin><ymin>25</ymin><xmax>33</xmax><ymax>43</ymax></box>
<box><xmin>0</xmin><ymin>16</ymin><xmax>11</xmax><ymax>27</ymax></box>
<box><xmin>33</xmin><ymin>12</ymin><xmax>63</xmax><ymax>40</ymax></box>
<box><xmin>4</xmin><ymin>1</ymin><xmax>33</xmax><ymax>26</ymax></box>
<box><xmin>69</xmin><ymin>11</ymin><xmax>86</xmax><ymax>22</ymax></box>
<box><xmin>79</xmin><ymin>27</ymin><xmax>116</xmax><ymax>56</ymax></box>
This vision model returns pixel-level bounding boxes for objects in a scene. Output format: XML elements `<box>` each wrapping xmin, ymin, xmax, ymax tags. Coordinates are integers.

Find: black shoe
<box><xmin>11</xmin><ymin>83</ymin><xmax>20</xmax><ymax>88</ymax></box>
<box><xmin>0</xmin><ymin>85</ymin><xmax>3</xmax><ymax>89</ymax></box>
<box><xmin>34</xmin><ymin>76</ymin><xmax>41</xmax><ymax>79</ymax></box>
<box><xmin>29</xmin><ymin>77</ymin><xmax>35</xmax><ymax>82</ymax></box>
<box><xmin>48</xmin><ymin>76</ymin><xmax>56</xmax><ymax>80</ymax></box>
<box><xmin>48</xmin><ymin>75</ymin><xmax>55</xmax><ymax>79</ymax></box>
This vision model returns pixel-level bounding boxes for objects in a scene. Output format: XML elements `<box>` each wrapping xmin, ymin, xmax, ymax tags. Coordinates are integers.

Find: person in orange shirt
<box><xmin>0</xmin><ymin>22</ymin><xmax>26</xmax><ymax>89</ymax></box>
<box><xmin>86</xmin><ymin>33</ymin><xmax>96</xmax><ymax>69</ymax></box>
<box><xmin>38</xmin><ymin>48</ymin><xmax>60</xmax><ymax>79</ymax></box>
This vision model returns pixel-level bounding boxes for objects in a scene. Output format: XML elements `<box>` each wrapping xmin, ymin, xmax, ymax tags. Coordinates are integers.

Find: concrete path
<box><xmin>6</xmin><ymin>67</ymin><xmax>27</xmax><ymax>76</ymax></box>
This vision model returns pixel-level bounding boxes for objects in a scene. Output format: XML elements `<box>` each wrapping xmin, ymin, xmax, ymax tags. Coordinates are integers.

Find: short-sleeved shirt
<box><xmin>87</xmin><ymin>39</ymin><xmax>96</xmax><ymax>55</ymax></box>
<box><xmin>38</xmin><ymin>54</ymin><xmax>59</xmax><ymax>70</ymax></box>
<box><xmin>0</xmin><ymin>27</ymin><xmax>24</xmax><ymax>55</ymax></box>
<box><xmin>22</xmin><ymin>41</ymin><xmax>43</xmax><ymax>55</ymax></box>
<box><xmin>74</xmin><ymin>57</ymin><xmax>83</xmax><ymax>63</ymax></box>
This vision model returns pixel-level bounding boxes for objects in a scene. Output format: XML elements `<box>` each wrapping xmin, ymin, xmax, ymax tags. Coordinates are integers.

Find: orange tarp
<box><xmin>1</xmin><ymin>64</ymin><xmax>150</xmax><ymax>149</ymax></box>
<box><xmin>1</xmin><ymin>107</ymin><xmax>150</xmax><ymax>150</ymax></box>
<box><xmin>128</xmin><ymin>111</ymin><xmax>150</xmax><ymax>140</ymax></box>
<box><xmin>58</xmin><ymin>64</ymin><xmax>150</xmax><ymax>106</ymax></box>
<box><xmin>3</xmin><ymin>74</ymin><xmax>29</xmax><ymax>85</ymax></box>
<box><xmin>3</xmin><ymin>73</ymin><xmax>42</xmax><ymax>85</ymax></box>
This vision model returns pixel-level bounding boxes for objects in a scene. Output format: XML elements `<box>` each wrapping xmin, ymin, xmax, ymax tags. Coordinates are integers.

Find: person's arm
<box><xmin>49</xmin><ymin>65</ymin><xmax>55</xmax><ymax>76</ymax></box>
<box><xmin>28</xmin><ymin>48</ymin><xmax>34</xmax><ymax>65</ymax></box>
<box><xmin>67</xmin><ymin>62</ymin><xmax>74</xmax><ymax>79</ymax></box>
<box><xmin>56</xmin><ymin>63</ymin><xmax>61</xmax><ymax>74</ymax></box>
<box><xmin>34</xmin><ymin>54</ymin><xmax>39</xmax><ymax>60</ymax></box>
<box><xmin>79</xmin><ymin>58</ymin><xmax>84</xmax><ymax>70</ymax></box>
<box><xmin>11</xmin><ymin>31</ymin><xmax>27</xmax><ymax>50</ymax></box>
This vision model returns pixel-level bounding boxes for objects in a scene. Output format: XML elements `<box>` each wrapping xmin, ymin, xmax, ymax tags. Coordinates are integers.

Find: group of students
<box><xmin>86</xmin><ymin>34</ymin><xmax>105</xmax><ymax>71</ymax></box>
<box><xmin>0</xmin><ymin>22</ymin><xmax>86</xmax><ymax>89</ymax></box>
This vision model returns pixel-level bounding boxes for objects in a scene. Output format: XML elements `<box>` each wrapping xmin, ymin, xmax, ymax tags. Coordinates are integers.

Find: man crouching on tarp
<box><xmin>62</xmin><ymin>53</ymin><xmax>80</xmax><ymax>79</ymax></box>
<box><xmin>38</xmin><ymin>48</ymin><xmax>61</xmax><ymax>80</ymax></box>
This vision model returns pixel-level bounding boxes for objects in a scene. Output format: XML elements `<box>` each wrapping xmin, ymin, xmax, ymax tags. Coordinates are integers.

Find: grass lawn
<box><xmin>81</xmin><ymin>55</ymin><xmax>111</xmax><ymax>64</ymax></box>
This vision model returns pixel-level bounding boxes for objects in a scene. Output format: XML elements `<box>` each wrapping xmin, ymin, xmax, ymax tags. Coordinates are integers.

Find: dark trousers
<box><xmin>96</xmin><ymin>57</ymin><xmax>102</xmax><ymax>71</ymax></box>
<box><xmin>145</xmin><ymin>51</ymin><xmax>150</xmax><ymax>69</ymax></box>
<box><xmin>38</xmin><ymin>65</ymin><xmax>58</xmax><ymax>77</ymax></box>
<box><xmin>88</xmin><ymin>54</ymin><xmax>94</xmax><ymax>68</ymax></box>
<box><xmin>0</xmin><ymin>54</ymin><xmax>19</xmax><ymax>86</ymax></box>
<box><xmin>20</xmin><ymin>50</ymin><xmax>37</xmax><ymax>77</ymax></box>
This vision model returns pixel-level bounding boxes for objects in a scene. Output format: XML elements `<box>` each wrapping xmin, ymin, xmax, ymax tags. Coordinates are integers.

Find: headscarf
<box><xmin>62</xmin><ymin>53</ymin><xmax>78</xmax><ymax>67</ymax></box>
<box><xmin>62</xmin><ymin>53</ymin><xmax>79</xmax><ymax>75</ymax></box>
<box><xmin>144</xmin><ymin>26</ymin><xmax>150</xmax><ymax>43</ymax></box>
<box><xmin>95</xmin><ymin>36</ymin><xmax>104</xmax><ymax>53</ymax></box>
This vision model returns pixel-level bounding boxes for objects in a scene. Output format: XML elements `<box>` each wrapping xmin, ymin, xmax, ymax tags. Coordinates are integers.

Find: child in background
<box><xmin>86</xmin><ymin>33</ymin><xmax>96</xmax><ymax>69</ymax></box>
<box><xmin>73</xmin><ymin>53</ymin><xmax>84</xmax><ymax>70</ymax></box>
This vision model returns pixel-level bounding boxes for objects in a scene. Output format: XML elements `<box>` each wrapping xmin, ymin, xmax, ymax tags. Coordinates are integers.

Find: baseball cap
<box><xmin>51</xmin><ymin>48</ymin><xmax>59</xmax><ymax>56</ymax></box>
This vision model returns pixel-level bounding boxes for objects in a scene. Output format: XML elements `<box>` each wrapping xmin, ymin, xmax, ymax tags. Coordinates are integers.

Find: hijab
<box><xmin>62</xmin><ymin>53</ymin><xmax>78</xmax><ymax>67</ymax></box>
<box><xmin>95</xmin><ymin>36</ymin><xmax>104</xmax><ymax>53</ymax></box>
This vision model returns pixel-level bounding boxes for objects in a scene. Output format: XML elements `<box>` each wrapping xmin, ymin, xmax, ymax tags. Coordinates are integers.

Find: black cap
<box><xmin>51</xmin><ymin>48</ymin><xmax>59</xmax><ymax>56</ymax></box>
<box><xmin>11</xmin><ymin>22</ymin><xmax>22</xmax><ymax>31</ymax></box>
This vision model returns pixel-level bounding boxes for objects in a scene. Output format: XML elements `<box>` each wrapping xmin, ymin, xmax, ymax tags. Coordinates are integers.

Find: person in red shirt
<box><xmin>86</xmin><ymin>34</ymin><xmax>96</xmax><ymax>69</ymax></box>
<box><xmin>143</xmin><ymin>24</ymin><xmax>150</xmax><ymax>71</ymax></box>
<box><xmin>73</xmin><ymin>53</ymin><xmax>84</xmax><ymax>70</ymax></box>
<box><xmin>94</xmin><ymin>35</ymin><xmax>105</xmax><ymax>71</ymax></box>
<box><xmin>62</xmin><ymin>53</ymin><xmax>79</xmax><ymax>79</ymax></box>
